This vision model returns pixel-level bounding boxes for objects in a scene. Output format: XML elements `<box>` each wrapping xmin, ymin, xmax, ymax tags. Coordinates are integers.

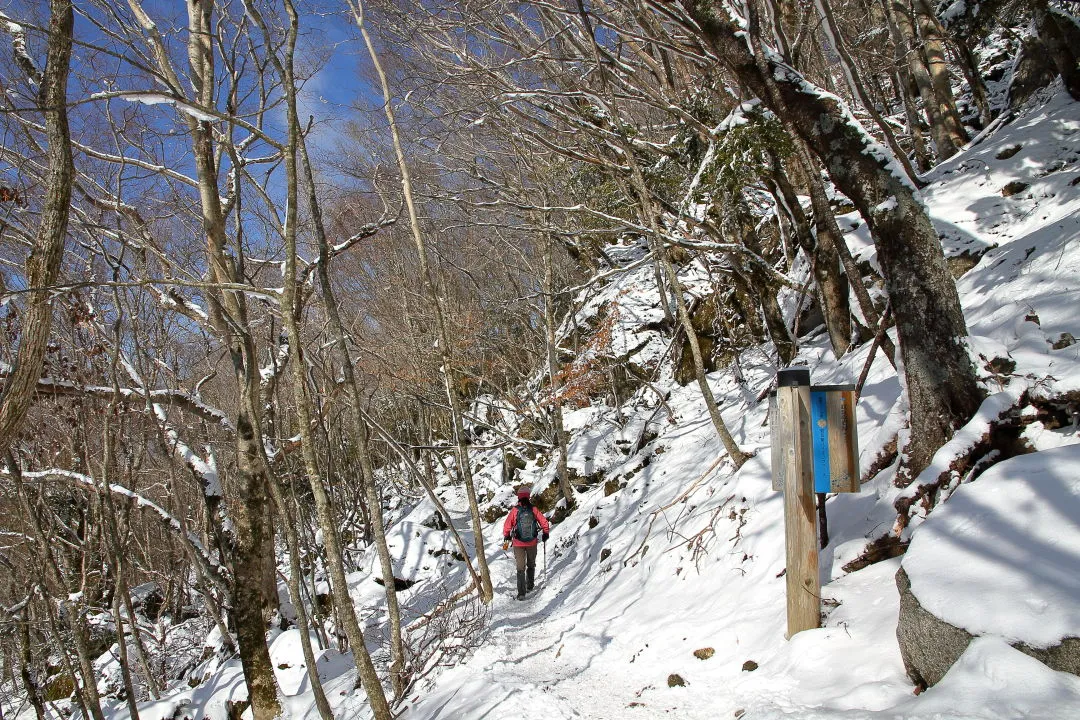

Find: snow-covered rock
<box><xmin>897</xmin><ymin>444</ymin><xmax>1080</xmax><ymax>685</ymax></box>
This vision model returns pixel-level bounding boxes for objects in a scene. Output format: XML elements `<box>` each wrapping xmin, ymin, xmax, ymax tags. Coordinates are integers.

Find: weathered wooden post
<box><xmin>771</xmin><ymin>371</ymin><xmax>861</xmax><ymax>638</ymax></box>
<box><xmin>771</xmin><ymin>368</ymin><xmax>818</xmax><ymax>637</ymax></box>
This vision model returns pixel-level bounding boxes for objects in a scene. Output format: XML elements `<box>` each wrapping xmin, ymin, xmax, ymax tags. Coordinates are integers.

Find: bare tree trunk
<box><xmin>118</xmin><ymin>574</ymin><xmax>161</xmax><ymax>699</ymax></box>
<box><xmin>913</xmin><ymin>0</ymin><xmax>992</xmax><ymax>127</ymax></box>
<box><xmin>96</xmin><ymin>428</ymin><xmax>140</xmax><ymax>717</ymax></box>
<box><xmin>951</xmin><ymin>36</ymin><xmax>991</xmax><ymax>127</ymax></box>
<box><xmin>888</xmin><ymin>0</ymin><xmax>964</xmax><ymax>159</ymax></box>
<box><xmin>183</xmin><ymin>1</ymin><xmax>282</xmax><ymax>715</ymax></box>
<box><xmin>41</xmin><ymin>596</ymin><xmax>98</xmax><ymax>720</ymax></box>
<box><xmin>100</xmin><ymin>357</ymin><xmax>162</xmax><ymax>703</ymax></box>
<box><xmin>789</xmin><ymin>143</ymin><xmax>897</xmax><ymax>364</ymax></box>
<box><xmin>683</xmin><ymin>0</ymin><xmax>982</xmax><ymax>478</ymax></box>
<box><xmin>914</xmin><ymin>2</ymin><xmax>969</xmax><ymax>154</ymax></box>
<box><xmin>247</xmin><ymin>0</ymin><xmax>394</xmax><ymax>713</ymax></box>
<box><xmin>895</xmin><ymin>68</ymin><xmax>933</xmax><ymax>172</ymax></box>
<box><xmin>0</xmin><ymin>0</ymin><xmax>74</xmax><ymax>450</ymax></box>
<box><xmin>768</xmin><ymin>160</ymin><xmax>852</xmax><ymax>357</ymax></box>
<box><xmin>652</xmin><ymin>258</ymin><xmax>677</xmax><ymax>327</ymax></box>
<box><xmin>110</xmin><ymin>579</ymin><xmax>141</xmax><ymax>720</ymax></box>
<box><xmin>870</xmin><ymin>0</ymin><xmax>932</xmax><ymax>169</ymax></box>
<box><xmin>16</xmin><ymin>609</ymin><xmax>47</xmax><ymax>720</ymax></box>
<box><xmin>350</xmin><ymin>0</ymin><xmax>495</xmax><ymax>604</ymax></box>
<box><xmin>304</xmin><ymin>150</ymin><xmax>408</xmax><ymax>702</ymax></box>
<box><xmin>629</xmin><ymin>173</ymin><xmax>750</xmax><ymax>467</ymax></box>
<box><xmin>266</xmin><ymin>478</ymin><xmax>334</xmax><ymax>720</ymax></box>
<box><xmin>810</xmin><ymin>0</ymin><xmax>924</xmax><ymax>184</ymax></box>
<box><xmin>11</xmin><ymin>467</ymin><xmax>105</xmax><ymax>720</ymax></box>
<box><xmin>297</xmin><ymin>112</ymin><xmax>408</xmax><ymax>700</ymax></box>
<box><xmin>730</xmin><ymin>200</ymin><xmax>799</xmax><ymax>365</ymax></box>
<box><xmin>363</xmin><ymin>412</ymin><xmax>486</xmax><ymax>597</ymax></box>
<box><xmin>543</xmin><ymin>232</ymin><xmax>576</xmax><ymax>506</ymax></box>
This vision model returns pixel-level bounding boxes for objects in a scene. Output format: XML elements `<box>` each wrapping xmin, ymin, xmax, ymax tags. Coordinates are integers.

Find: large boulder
<box><xmin>896</xmin><ymin>444</ymin><xmax>1080</xmax><ymax>687</ymax></box>
<box><xmin>896</xmin><ymin>566</ymin><xmax>974</xmax><ymax>687</ymax></box>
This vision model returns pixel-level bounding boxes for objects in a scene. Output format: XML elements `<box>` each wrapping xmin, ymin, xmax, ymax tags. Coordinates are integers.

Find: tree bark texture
<box><xmin>184</xmin><ymin>1</ymin><xmax>282</xmax><ymax>716</ymax></box>
<box><xmin>0</xmin><ymin>0</ymin><xmax>74</xmax><ymax>451</ymax></box>
<box><xmin>683</xmin><ymin>0</ymin><xmax>981</xmax><ymax>477</ymax></box>
<box><xmin>888</xmin><ymin>0</ymin><xmax>964</xmax><ymax>159</ymax></box>
<box><xmin>914</xmin><ymin>0</ymin><xmax>991</xmax><ymax>126</ymax></box>
<box><xmin>913</xmin><ymin>2</ymin><xmax>969</xmax><ymax>155</ymax></box>
<box><xmin>876</xmin><ymin>0</ymin><xmax>932</xmax><ymax>169</ymax></box>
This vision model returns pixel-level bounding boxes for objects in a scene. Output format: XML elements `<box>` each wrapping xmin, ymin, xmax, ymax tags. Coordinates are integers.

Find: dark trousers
<box><xmin>513</xmin><ymin>544</ymin><xmax>537</xmax><ymax>596</ymax></box>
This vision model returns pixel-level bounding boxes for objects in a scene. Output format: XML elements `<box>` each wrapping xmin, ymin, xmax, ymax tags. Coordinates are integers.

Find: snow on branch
<box><xmin>0</xmin><ymin>11</ymin><xmax>41</xmax><ymax>86</ymax></box>
<box><xmin>23</xmin><ymin>376</ymin><xmax>232</xmax><ymax>430</ymax></box>
<box><xmin>258</xmin><ymin>339</ymin><xmax>291</xmax><ymax>391</ymax></box>
<box><xmin>8</xmin><ymin>467</ymin><xmax>229</xmax><ymax>593</ymax></box>
<box><xmin>87</xmin><ymin>90</ymin><xmax>286</xmax><ymax>152</ymax></box>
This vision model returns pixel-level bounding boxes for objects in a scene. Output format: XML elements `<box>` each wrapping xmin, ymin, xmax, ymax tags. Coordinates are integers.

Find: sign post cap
<box><xmin>776</xmin><ymin>368</ymin><xmax>811</xmax><ymax>387</ymax></box>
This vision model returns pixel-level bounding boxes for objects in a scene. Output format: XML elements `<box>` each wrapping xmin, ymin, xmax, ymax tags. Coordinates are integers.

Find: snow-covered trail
<box><xmin>398</xmin><ymin>86</ymin><xmax>1080</xmax><ymax>720</ymax></box>
<box><xmin>400</xmin><ymin>558</ymin><xmax>742</xmax><ymax>720</ymax></box>
<box><xmin>395</xmin><ymin>317</ymin><xmax>912</xmax><ymax>720</ymax></box>
<box><xmin>98</xmin><ymin>85</ymin><xmax>1080</xmax><ymax>720</ymax></box>
<box><xmin>398</xmin><ymin>520</ymin><xmax>917</xmax><ymax>720</ymax></box>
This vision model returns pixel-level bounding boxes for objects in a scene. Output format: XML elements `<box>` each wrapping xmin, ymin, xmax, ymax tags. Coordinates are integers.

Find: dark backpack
<box><xmin>514</xmin><ymin>505</ymin><xmax>538</xmax><ymax>542</ymax></box>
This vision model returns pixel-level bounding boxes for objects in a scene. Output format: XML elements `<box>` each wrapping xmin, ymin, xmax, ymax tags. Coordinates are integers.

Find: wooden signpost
<box><xmin>770</xmin><ymin>369</ymin><xmax>860</xmax><ymax>638</ymax></box>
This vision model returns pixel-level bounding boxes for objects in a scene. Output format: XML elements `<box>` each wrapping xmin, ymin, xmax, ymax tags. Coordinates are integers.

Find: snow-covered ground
<box><xmin>86</xmin><ymin>85</ymin><xmax>1079</xmax><ymax>720</ymax></box>
<box><xmin>396</xmin><ymin>83</ymin><xmax>1080</xmax><ymax>720</ymax></box>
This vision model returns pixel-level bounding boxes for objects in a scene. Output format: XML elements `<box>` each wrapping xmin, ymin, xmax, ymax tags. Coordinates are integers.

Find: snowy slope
<box><xmin>86</xmin><ymin>85</ymin><xmax>1080</xmax><ymax>720</ymax></box>
<box><xmin>397</xmin><ymin>84</ymin><xmax>1080</xmax><ymax>720</ymax></box>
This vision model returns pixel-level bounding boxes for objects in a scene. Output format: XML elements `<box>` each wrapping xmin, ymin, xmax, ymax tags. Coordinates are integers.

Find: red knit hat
<box><xmin>516</xmin><ymin>486</ymin><xmax>531</xmax><ymax>499</ymax></box>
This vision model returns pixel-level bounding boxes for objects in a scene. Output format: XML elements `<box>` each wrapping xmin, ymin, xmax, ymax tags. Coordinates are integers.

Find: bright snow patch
<box><xmin>902</xmin><ymin>443</ymin><xmax>1080</xmax><ymax>647</ymax></box>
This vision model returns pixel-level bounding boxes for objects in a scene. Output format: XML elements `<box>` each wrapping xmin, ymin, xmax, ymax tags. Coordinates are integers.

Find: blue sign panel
<box><xmin>810</xmin><ymin>391</ymin><xmax>831</xmax><ymax>493</ymax></box>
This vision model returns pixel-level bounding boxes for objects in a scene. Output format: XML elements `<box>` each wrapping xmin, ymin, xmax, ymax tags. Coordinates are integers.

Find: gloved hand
<box><xmin>542</xmin><ymin>532</ymin><xmax>549</xmax><ymax>542</ymax></box>
<box><xmin>502</xmin><ymin>540</ymin><xmax>511</xmax><ymax>551</ymax></box>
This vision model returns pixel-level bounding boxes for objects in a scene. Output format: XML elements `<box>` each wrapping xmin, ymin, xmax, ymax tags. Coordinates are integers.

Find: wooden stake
<box><xmin>776</xmin><ymin>369</ymin><xmax>820</xmax><ymax>637</ymax></box>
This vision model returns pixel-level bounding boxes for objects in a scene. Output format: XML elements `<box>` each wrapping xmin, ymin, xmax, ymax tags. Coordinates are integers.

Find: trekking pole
<box><xmin>543</xmin><ymin>539</ymin><xmax>547</xmax><ymax>583</ymax></box>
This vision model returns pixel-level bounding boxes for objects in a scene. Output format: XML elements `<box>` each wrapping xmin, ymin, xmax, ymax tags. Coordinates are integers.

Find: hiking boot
<box><xmin>517</xmin><ymin>571</ymin><xmax>527</xmax><ymax>599</ymax></box>
<box><xmin>516</xmin><ymin>593</ymin><xmax>525</xmax><ymax>601</ymax></box>
<box><xmin>526</xmin><ymin>567</ymin><xmax>535</xmax><ymax>591</ymax></box>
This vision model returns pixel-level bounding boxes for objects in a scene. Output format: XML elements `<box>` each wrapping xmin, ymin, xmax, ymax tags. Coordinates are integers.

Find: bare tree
<box><xmin>350</xmin><ymin>0</ymin><xmax>497</xmax><ymax>604</ymax></box>
<box><xmin>0</xmin><ymin>0</ymin><xmax>74</xmax><ymax>451</ymax></box>
<box><xmin>675</xmin><ymin>0</ymin><xmax>981</xmax><ymax>477</ymax></box>
<box><xmin>243</xmin><ymin>0</ymin><xmax>394</xmax><ymax>712</ymax></box>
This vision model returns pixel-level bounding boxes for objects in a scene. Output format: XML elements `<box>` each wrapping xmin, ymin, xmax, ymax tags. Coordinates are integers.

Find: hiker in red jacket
<box><xmin>502</xmin><ymin>486</ymin><xmax>550</xmax><ymax>600</ymax></box>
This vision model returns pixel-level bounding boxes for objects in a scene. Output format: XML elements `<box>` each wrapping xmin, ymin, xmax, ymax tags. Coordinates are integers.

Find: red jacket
<box><xmin>503</xmin><ymin>503</ymin><xmax>550</xmax><ymax>547</ymax></box>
